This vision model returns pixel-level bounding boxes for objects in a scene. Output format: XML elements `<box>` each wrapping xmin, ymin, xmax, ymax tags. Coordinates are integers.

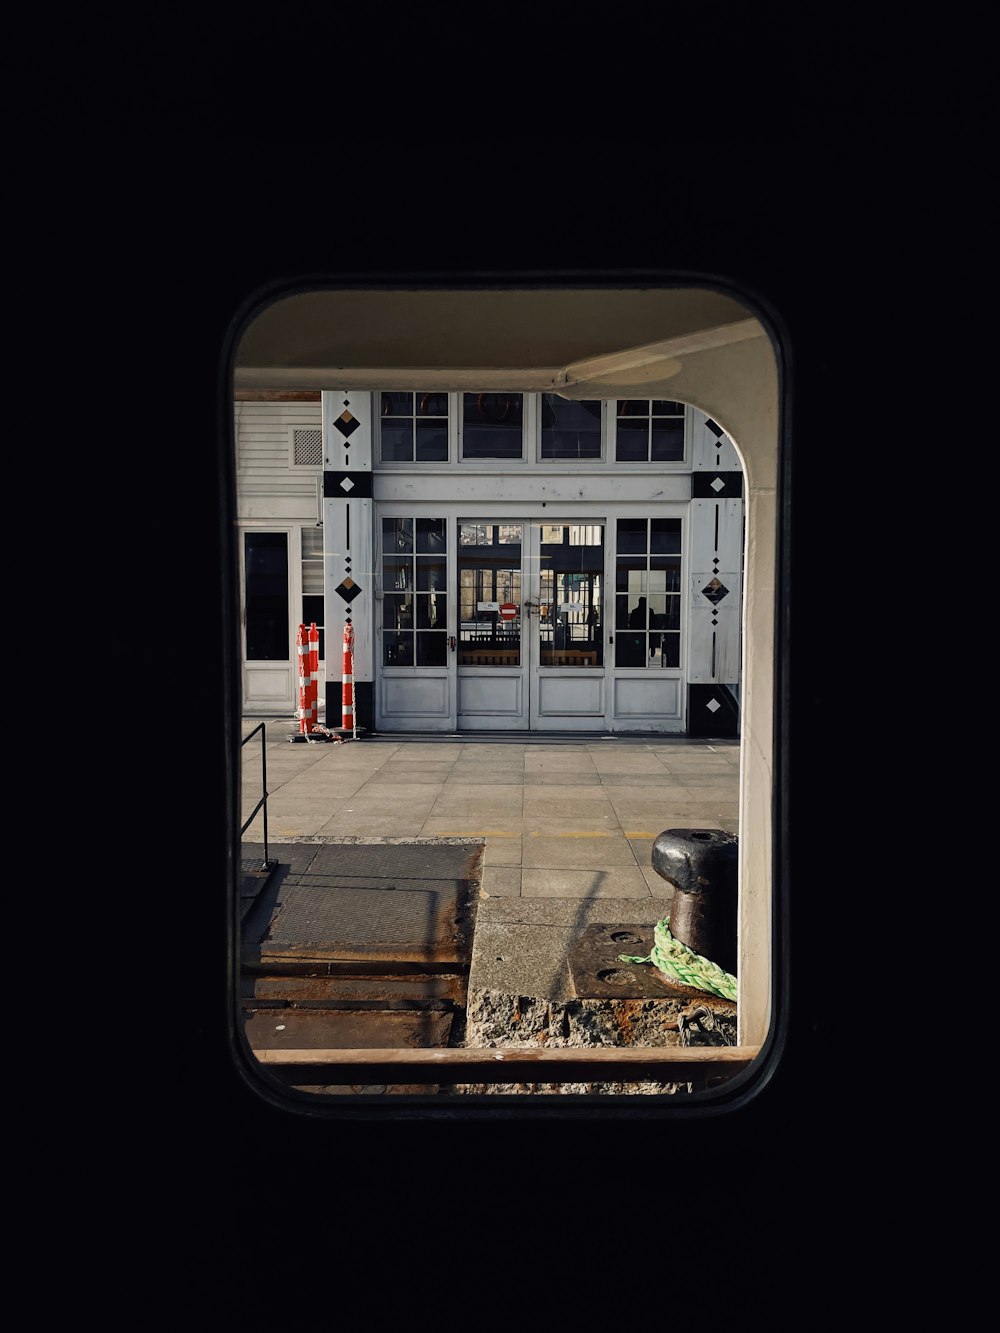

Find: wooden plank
<box><xmin>252</xmin><ymin>1044</ymin><xmax>760</xmax><ymax>1085</ymax></box>
<box><xmin>234</xmin><ymin>390</ymin><xmax>322</xmax><ymax>401</ymax></box>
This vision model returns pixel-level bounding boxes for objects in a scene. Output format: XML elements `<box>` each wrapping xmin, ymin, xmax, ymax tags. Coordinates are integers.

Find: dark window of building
<box><xmin>615</xmin><ymin>400</ymin><xmax>685</xmax><ymax>462</ymax></box>
<box><xmin>615</xmin><ymin>518</ymin><xmax>682</xmax><ymax>667</ymax></box>
<box><xmin>381</xmin><ymin>517</ymin><xmax>448</xmax><ymax>665</ymax></box>
<box><xmin>462</xmin><ymin>393</ymin><xmax>524</xmax><ymax>459</ymax></box>
<box><xmin>245</xmin><ymin>532</ymin><xmax>289</xmax><ymax>661</ymax></box>
<box><xmin>540</xmin><ymin>395</ymin><xmax>602</xmax><ymax>459</ymax></box>
<box><xmin>379</xmin><ymin>392</ymin><xmax>449</xmax><ymax>463</ymax></box>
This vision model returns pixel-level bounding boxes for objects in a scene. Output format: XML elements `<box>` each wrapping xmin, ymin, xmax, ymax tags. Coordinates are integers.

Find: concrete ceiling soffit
<box><xmin>231</xmin><ymin>317</ymin><xmax>765</xmax><ymax>397</ymax></box>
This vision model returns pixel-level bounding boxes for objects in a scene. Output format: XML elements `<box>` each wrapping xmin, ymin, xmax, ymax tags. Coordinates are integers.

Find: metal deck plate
<box><xmin>244</xmin><ymin>840</ymin><xmax>484</xmax><ymax>968</ymax></box>
<box><xmin>567</xmin><ymin>922</ymin><xmax>732</xmax><ymax>1000</ymax></box>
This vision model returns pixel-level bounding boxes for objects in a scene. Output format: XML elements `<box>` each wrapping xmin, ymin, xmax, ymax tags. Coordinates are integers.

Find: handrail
<box><xmin>240</xmin><ymin>722</ymin><xmax>272</xmax><ymax>870</ymax></box>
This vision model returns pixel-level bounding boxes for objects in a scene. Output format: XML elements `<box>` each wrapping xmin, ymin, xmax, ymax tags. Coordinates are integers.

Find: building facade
<box><xmin>237</xmin><ymin>388</ymin><xmax>744</xmax><ymax>737</ymax></box>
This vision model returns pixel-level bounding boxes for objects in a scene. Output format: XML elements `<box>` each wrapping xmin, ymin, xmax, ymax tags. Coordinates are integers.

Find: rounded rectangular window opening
<box><xmin>229</xmin><ymin>280</ymin><xmax>787</xmax><ymax>1117</ymax></box>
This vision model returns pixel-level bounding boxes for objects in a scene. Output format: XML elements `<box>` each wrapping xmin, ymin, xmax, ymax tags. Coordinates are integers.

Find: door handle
<box><xmin>449</xmin><ymin>635</ymin><xmax>457</xmax><ymax>652</ymax></box>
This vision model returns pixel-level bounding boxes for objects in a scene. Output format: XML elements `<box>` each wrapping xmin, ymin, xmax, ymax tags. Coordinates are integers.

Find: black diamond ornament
<box><xmin>701</xmin><ymin>578</ymin><xmax>730</xmax><ymax>605</ymax></box>
<box><xmin>335</xmin><ymin>578</ymin><xmax>363</xmax><ymax>604</ymax></box>
<box><xmin>333</xmin><ymin>411</ymin><xmax>361</xmax><ymax>439</ymax></box>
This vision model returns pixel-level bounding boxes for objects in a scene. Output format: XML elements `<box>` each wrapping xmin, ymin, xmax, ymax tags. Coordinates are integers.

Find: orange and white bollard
<box><xmin>295</xmin><ymin>623</ymin><xmax>311</xmax><ymax>739</ymax></box>
<box><xmin>306</xmin><ymin>622</ymin><xmax>320</xmax><ymax>735</ymax></box>
<box><xmin>342</xmin><ymin>623</ymin><xmax>356</xmax><ymax>739</ymax></box>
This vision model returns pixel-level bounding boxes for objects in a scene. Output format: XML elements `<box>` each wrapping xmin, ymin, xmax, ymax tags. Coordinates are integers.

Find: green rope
<box><xmin>619</xmin><ymin>917</ymin><xmax>738</xmax><ymax>1001</ymax></box>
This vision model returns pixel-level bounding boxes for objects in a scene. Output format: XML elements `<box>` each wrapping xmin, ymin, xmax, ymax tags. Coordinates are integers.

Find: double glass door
<box><xmin>456</xmin><ymin>520</ymin><xmax>606</xmax><ymax>730</ymax></box>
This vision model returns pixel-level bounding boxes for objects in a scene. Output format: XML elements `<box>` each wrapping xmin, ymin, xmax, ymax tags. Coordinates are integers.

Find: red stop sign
<box><xmin>499</xmin><ymin>603</ymin><xmax>518</xmax><ymax>621</ymax></box>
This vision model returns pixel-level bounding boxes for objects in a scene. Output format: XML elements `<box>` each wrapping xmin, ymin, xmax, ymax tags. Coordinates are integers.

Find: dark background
<box><xmin>65</xmin><ymin>4</ymin><xmax>922</xmax><ymax>1315</ymax></box>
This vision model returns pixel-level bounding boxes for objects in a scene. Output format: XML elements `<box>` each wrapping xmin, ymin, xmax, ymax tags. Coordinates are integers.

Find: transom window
<box><xmin>462</xmin><ymin>393</ymin><xmax>524</xmax><ymax>460</ymax></box>
<box><xmin>615</xmin><ymin>518</ymin><xmax>682</xmax><ymax>667</ymax></box>
<box><xmin>380</xmin><ymin>518</ymin><xmax>448</xmax><ymax>666</ymax></box>
<box><xmin>615</xmin><ymin>400</ymin><xmax>685</xmax><ymax>462</ymax></box>
<box><xmin>379</xmin><ymin>392</ymin><xmax>449</xmax><ymax>462</ymax></box>
<box><xmin>540</xmin><ymin>395</ymin><xmax>602</xmax><ymax>459</ymax></box>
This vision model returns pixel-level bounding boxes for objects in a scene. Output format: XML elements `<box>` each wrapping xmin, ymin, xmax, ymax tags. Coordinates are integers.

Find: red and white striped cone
<box><xmin>306</xmin><ymin>622</ymin><xmax>320</xmax><ymax>735</ymax></box>
<box><xmin>342</xmin><ymin>623</ymin><xmax>356</xmax><ymax>739</ymax></box>
<box><xmin>295</xmin><ymin>623</ymin><xmax>310</xmax><ymax>738</ymax></box>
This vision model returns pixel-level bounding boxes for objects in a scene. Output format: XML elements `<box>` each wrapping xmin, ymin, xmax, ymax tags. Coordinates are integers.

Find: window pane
<box><xmin>617</xmin><ymin>400</ymin><xmax>648</xmax><ymax>417</ymax></box>
<box><xmin>245</xmin><ymin>532</ymin><xmax>288</xmax><ymax>661</ymax></box>
<box><xmin>415</xmin><ymin>593</ymin><xmax>446</xmax><ymax>629</ymax></box>
<box><xmin>540</xmin><ymin>395</ymin><xmax>601</xmax><ymax>459</ymax></box>
<box><xmin>462</xmin><ymin>393</ymin><xmax>523</xmax><ymax>459</ymax></box>
<box><xmin>417</xmin><ymin>392</ymin><xmax>448</xmax><ymax>416</ymax></box>
<box><xmin>416</xmin><ymin>518</ymin><xmax>447</xmax><ymax>553</ymax></box>
<box><xmin>615</xmin><ymin>558</ymin><xmax>647</xmax><ymax>592</ymax></box>
<box><xmin>660</xmin><ymin>597</ymin><xmax>681</xmax><ymax>630</ymax></box>
<box><xmin>615</xmin><ymin>632</ymin><xmax>647</xmax><ymax>667</ymax></box>
<box><xmin>380</xmin><ymin>422</ymin><xmax>413</xmax><ymax>462</ymax></box>
<box><xmin>415</xmin><ymin>421</ymin><xmax>448</xmax><ymax>461</ymax></box>
<box><xmin>650</xmin><ymin>556</ymin><xmax>682</xmax><ymax>591</ymax></box>
<box><xmin>661</xmin><ymin>632</ymin><xmax>680</xmax><ymax>667</ymax></box>
<box><xmin>616</xmin><ymin>419</ymin><xmax>648</xmax><ymax>461</ymax></box>
<box><xmin>651</xmin><ymin>400</ymin><xmax>684</xmax><ymax>415</ymax></box>
<box><xmin>383</xmin><ymin>555</ymin><xmax>413</xmax><ymax>591</ymax></box>
<box><xmin>381</xmin><ymin>392</ymin><xmax>412</xmax><ymax>416</ymax></box>
<box><xmin>616</xmin><ymin>519</ymin><xmax>647</xmax><ymax>554</ymax></box>
<box><xmin>383</xmin><ymin>593</ymin><xmax>413</xmax><ymax>631</ymax></box>
<box><xmin>416</xmin><ymin>632</ymin><xmax>448</xmax><ymax>666</ymax></box>
<box><xmin>383</xmin><ymin>518</ymin><xmax>413</xmax><ymax>553</ymax></box>
<box><xmin>383</xmin><ymin>631</ymin><xmax>413</xmax><ymax>666</ymax></box>
<box><xmin>651</xmin><ymin>423</ymin><xmax>684</xmax><ymax>461</ymax></box>
<box><xmin>650</xmin><ymin>520</ymin><xmax>682</xmax><ymax>554</ymax></box>
<box><xmin>415</xmin><ymin>557</ymin><xmax>445</xmax><ymax>592</ymax></box>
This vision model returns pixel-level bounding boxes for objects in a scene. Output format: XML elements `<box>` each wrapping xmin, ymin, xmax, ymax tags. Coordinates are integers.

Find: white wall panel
<box><xmin>536</xmin><ymin>675</ymin><xmax>604</xmax><ymax>716</ymax></box>
<box><xmin>381</xmin><ymin>673</ymin><xmax>450</xmax><ymax>719</ymax></box>
<box><xmin>458</xmin><ymin>674</ymin><xmax>523</xmax><ymax>716</ymax></box>
<box><xmin>613</xmin><ymin>675</ymin><xmax>681</xmax><ymax>719</ymax></box>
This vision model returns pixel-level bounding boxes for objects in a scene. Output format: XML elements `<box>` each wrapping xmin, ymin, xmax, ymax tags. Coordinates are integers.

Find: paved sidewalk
<box><xmin>240</xmin><ymin>718</ymin><xmax>740</xmax><ymax>903</ymax></box>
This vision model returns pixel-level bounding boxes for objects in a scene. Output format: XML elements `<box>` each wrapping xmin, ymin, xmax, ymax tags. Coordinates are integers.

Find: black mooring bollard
<box><xmin>651</xmin><ymin>828</ymin><xmax>738</xmax><ymax>976</ymax></box>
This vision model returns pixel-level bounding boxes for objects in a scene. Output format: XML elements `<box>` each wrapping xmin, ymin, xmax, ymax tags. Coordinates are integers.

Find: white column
<box><xmin>322</xmin><ymin>391</ymin><xmax>374</xmax><ymax>728</ymax></box>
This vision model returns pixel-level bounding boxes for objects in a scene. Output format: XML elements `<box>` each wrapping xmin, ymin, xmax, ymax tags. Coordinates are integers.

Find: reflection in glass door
<box><xmin>456</xmin><ymin>522</ymin><xmax>528</xmax><ymax>728</ymax></box>
<box><xmin>455</xmin><ymin>518</ymin><xmax>609</xmax><ymax>731</ymax></box>
<box><xmin>529</xmin><ymin>522</ymin><xmax>607</xmax><ymax>730</ymax></box>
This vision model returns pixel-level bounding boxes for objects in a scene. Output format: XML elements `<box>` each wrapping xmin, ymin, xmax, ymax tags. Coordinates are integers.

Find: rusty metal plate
<box><xmin>247</xmin><ymin>975</ymin><xmax>467</xmax><ymax>1005</ymax></box>
<box><xmin>244</xmin><ymin>1007</ymin><xmax>453</xmax><ymax>1050</ymax></box>
<box><xmin>567</xmin><ymin>923</ymin><xmax>725</xmax><ymax>1000</ymax></box>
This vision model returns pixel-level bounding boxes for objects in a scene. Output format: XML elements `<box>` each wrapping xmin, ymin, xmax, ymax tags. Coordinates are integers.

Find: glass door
<box><xmin>456</xmin><ymin>521</ymin><xmax>529</xmax><ymax>729</ymax></box>
<box><xmin>528</xmin><ymin>521</ymin><xmax>607</xmax><ymax>730</ymax></box>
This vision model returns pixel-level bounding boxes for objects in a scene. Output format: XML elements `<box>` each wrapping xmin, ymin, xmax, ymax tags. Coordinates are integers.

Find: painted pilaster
<box><xmin>687</xmin><ymin>410</ymin><xmax>744</xmax><ymax>737</ymax></box>
<box><xmin>322</xmin><ymin>391</ymin><xmax>375</xmax><ymax>730</ymax></box>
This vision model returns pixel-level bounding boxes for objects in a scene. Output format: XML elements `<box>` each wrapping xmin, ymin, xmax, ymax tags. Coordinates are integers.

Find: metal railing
<box><xmin>241</xmin><ymin>722</ymin><xmax>273</xmax><ymax>870</ymax></box>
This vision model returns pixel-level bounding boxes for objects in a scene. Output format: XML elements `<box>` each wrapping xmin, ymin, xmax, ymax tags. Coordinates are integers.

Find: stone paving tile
<box><xmin>342</xmin><ymin>784</ymin><xmax>445</xmax><ymax>803</ymax></box>
<box><xmin>521</xmin><ymin>796</ymin><xmax>619</xmax><ymax>817</ymax></box>
<box><xmin>523</xmin><ymin>772</ymin><xmax>603</xmax><ymax>785</ymax></box>
<box><xmin>419</xmin><ymin>817</ymin><xmax>524</xmax><ymax>837</ymax></box>
<box><xmin>518</xmin><ymin>783</ymin><xmax>612</xmax><ymax>801</ymax></box>
<box><xmin>482</xmin><ymin>836</ymin><xmax>523</xmax><ymax>865</ymax></box>
<box><xmin>317</xmin><ymin>814</ymin><xmax>430</xmax><ymax>836</ymax></box>
<box><xmin>362</xmin><ymin>767</ymin><xmax>458</xmax><ymax>784</ymax></box>
<box><xmin>520</xmin><ymin>835</ymin><xmax>641</xmax><ymax>868</ymax></box>
<box><xmin>444</xmin><ymin>769</ymin><xmax>525</xmax><ymax>784</ymax></box>
<box><xmin>431</xmin><ymin>783</ymin><xmax>525</xmax><ymax>802</ymax></box>
<box><xmin>519</xmin><ymin>866</ymin><xmax>651</xmax><ymax>897</ymax></box>
<box><xmin>480</xmin><ymin>866</ymin><xmax>522</xmax><ymax>897</ymax></box>
<box><xmin>521</xmin><ymin>812</ymin><xmax>621</xmax><ymax>835</ymax></box>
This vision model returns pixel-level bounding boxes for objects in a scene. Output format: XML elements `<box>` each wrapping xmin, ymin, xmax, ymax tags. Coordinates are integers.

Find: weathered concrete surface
<box><xmin>461</xmin><ymin>896</ymin><xmax>737</xmax><ymax>1095</ymax></box>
